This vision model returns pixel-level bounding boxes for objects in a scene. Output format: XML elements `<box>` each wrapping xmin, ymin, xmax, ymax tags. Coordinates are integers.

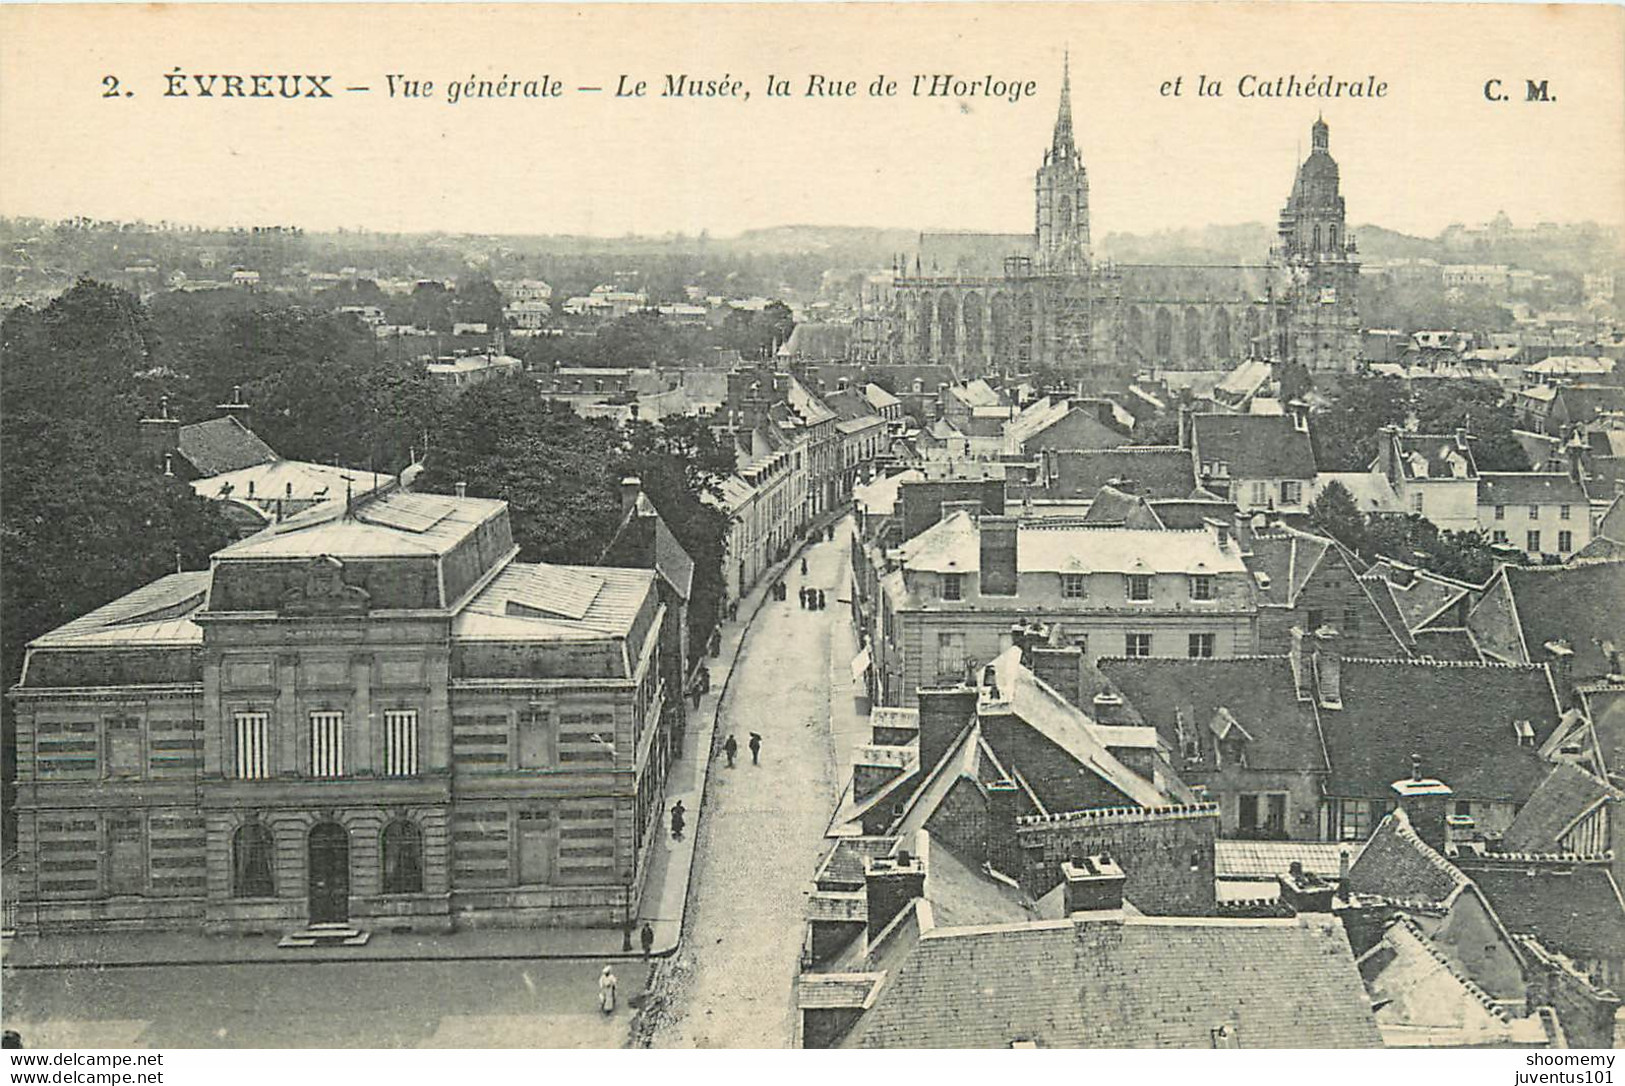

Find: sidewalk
<box><xmin>1</xmin><ymin>516</ymin><xmax>841</xmax><ymax>973</ymax></box>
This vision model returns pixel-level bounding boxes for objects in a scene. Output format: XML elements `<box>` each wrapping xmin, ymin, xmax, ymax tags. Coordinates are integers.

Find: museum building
<box><xmin>7</xmin><ymin>489</ymin><xmax>674</xmax><ymax>935</ymax></box>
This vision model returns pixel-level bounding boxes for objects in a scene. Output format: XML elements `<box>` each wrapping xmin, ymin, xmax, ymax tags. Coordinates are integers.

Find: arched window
<box><xmin>1328</xmin><ymin>225</ymin><xmax>1338</xmax><ymax>250</ymax></box>
<box><xmin>1312</xmin><ymin>225</ymin><xmax>1322</xmax><ymax>252</ymax></box>
<box><xmin>1058</xmin><ymin>195</ymin><xmax>1074</xmax><ymax>235</ymax></box>
<box><xmin>233</xmin><ymin>821</ymin><xmax>275</xmax><ymax>898</ymax></box>
<box><xmin>382</xmin><ymin>819</ymin><xmax>424</xmax><ymax>895</ymax></box>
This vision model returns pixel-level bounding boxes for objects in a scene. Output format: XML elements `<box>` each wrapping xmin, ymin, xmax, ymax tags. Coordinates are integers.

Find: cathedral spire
<box><xmin>1052</xmin><ymin>50</ymin><xmax>1075</xmax><ymax>160</ymax></box>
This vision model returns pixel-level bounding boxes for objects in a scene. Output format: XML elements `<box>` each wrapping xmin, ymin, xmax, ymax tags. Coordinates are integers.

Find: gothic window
<box><xmin>1328</xmin><ymin>225</ymin><xmax>1338</xmax><ymax>249</ymax></box>
<box><xmin>937</xmin><ymin>295</ymin><xmax>958</xmax><ymax>359</ymax></box>
<box><xmin>1058</xmin><ymin>195</ymin><xmax>1074</xmax><ymax>235</ymax></box>
<box><xmin>1213</xmin><ymin>309</ymin><xmax>1232</xmax><ymax>359</ymax></box>
<box><xmin>1154</xmin><ymin>308</ymin><xmax>1173</xmax><ymax>359</ymax></box>
<box><xmin>1184</xmin><ymin>307</ymin><xmax>1202</xmax><ymax>361</ymax></box>
<box><xmin>381</xmin><ymin>819</ymin><xmax>424</xmax><ymax>895</ymax></box>
<box><xmin>915</xmin><ymin>296</ymin><xmax>935</xmax><ymax>359</ymax></box>
<box><xmin>1126</xmin><ymin>306</ymin><xmax>1144</xmax><ymax>355</ymax></box>
<box><xmin>990</xmin><ymin>295</ymin><xmax>1013</xmax><ymax>362</ymax></box>
<box><xmin>962</xmin><ymin>294</ymin><xmax>984</xmax><ymax>359</ymax></box>
<box><xmin>233</xmin><ymin>821</ymin><xmax>275</xmax><ymax>898</ymax></box>
<box><xmin>1313</xmin><ymin>225</ymin><xmax>1321</xmax><ymax>251</ymax></box>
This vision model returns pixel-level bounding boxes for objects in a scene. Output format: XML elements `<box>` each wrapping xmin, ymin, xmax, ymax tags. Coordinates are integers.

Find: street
<box><xmin>1</xmin><ymin>955</ymin><xmax>642</xmax><ymax>1048</ymax></box>
<box><xmin>645</xmin><ymin>523</ymin><xmax>852</xmax><ymax>1048</ymax></box>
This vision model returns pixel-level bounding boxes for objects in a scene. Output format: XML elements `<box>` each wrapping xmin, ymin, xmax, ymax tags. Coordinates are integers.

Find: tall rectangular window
<box><xmin>1527</xmin><ymin>530</ymin><xmax>1541</xmax><ymax>553</ymax></box>
<box><xmin>1189</xmin><ymin>575</ymin><xmax>1214</xmax><ymax>601</ymax></box>
<box><xmin>1125</xmin><ymin>633</ymin><xmax>1152</xmax><ymax>658</ymax></box>
<box><xmin>1411</xmin><ymin>492</ymin><xmax>1425</xmax><ymax>514</ymax></box>
<box><xmin>310</xmin><ymin>710</ymin><xmax>344</xmax><ymax>778</ymax></box>
<box><xmin>517</xmin><ymin>810</ymin><xmax>557</xmax><ymax>886</ymax></box>
<box><xmin>1560</xmin><ymin>505</ymin><xmax>1572</xmax><ymax>521</ymax></box>
<box><xmin>1061</xmin><ymin>573</ymin><xmax>1088</xmax><ymax>600</ymax></box>
<box><xmin>234</xmin><ymin>711</ymin><xmax>270</xmax><ymax>780</ymax></box>
<box><xmin>1281</xmin><ymin>481</ymin><xmax>1303</xmax><ymax>505</ymax></box>
<box><xmin>1559</xmin><ymin>530</ymin><xmax>1573</xmax><ymax>553</ymax></box>
<box><xmin>106</xmin><ymin>814</ymin><xmax>144</xmax><ymax>896</ymax></box>
<box><xmin>1494</xmin><ymin>505</ymin><xmax>1505</xmax><ymax>521</ymax></box>
<box><xmin>937</xmin><ymin>632</ymin><xmax>966</xmax><ymax>680</ymax></box>
<box><xmin>1250</xmin><ymin>482</ymin><xmax>1268</xmax><ymax>507</ymax></box>
<box><xmin>519</xmin><ymin>710</ymin><xmax>553</xmax><ymax>769</ymax></box>
<box><xmin>383</xmin><ymin>709</ymin><xmax>418</xmax><ymax>777</ymax></box>
<box><xmin>1127</xmin><ymin>574</ymin><xmax>1152</xmax><ymax>601</ymax></box>
<box><xmin>105</xmin><ymin>716</ymin><xmax>142</xmax><ymax>778</ymax></box>
<box><xmin>1529</xmin><ymin>505</ymin><xmax>1540</xmax><ymax>520</ymax></box>
<box><xmin>1188</xmin><ymin>633</ymin><xmax>1215</xmax><ymax>658</ymax></box>
<box><xmin>941</xmin><ymin>573</ymin><xmax>963</xmax><ymax>601</ymax></box>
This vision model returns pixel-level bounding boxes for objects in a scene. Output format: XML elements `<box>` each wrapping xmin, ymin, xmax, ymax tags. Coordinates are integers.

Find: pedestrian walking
<box><xmin>640</xmin><ymin>922</ymin><xmax>654</xmax><ymax>958</ymax></box>
<box><xmin>801</xmin><ymin>557</ymin><xmax>809</xmax><ymax>575</ymax></box>
<box><xmin>749</xmin><ymin>732</ymin><xmax>762</xmax><ymax>765</ymax></box>
<box><xmin>724</xmin><ymin>733</ymin><xmax>738</xmax><ymax>768</ymax></box>
<box><xmin>690</xmin><ymin>683</ymin><xmax>702</xmax><ymax>711</ymax></box>
<box><xmin>598</xmin><ymin>966</ymin><xmax>618</xmax><ymax>1014</ymax></box>
<box><xmin>670</xmin><ymin>800</ymin><xmax>686</xmax><ymax>841</ymax></box>
<box><xmin>816</xmin><ymin>589</ymin><xmax>827</xmax><ymax>611</ymax></box>
<box><xmin>699</xmin><ymin>664</ymin><xmax>711</xmax><ymax>694</ymax></box>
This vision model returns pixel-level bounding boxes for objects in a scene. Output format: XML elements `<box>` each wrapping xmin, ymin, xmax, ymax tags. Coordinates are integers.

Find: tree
<box><xmin>1312</xmin><ymin>378</ymin><xmax>1409</xmax><ymax>470</ymax></box>
<box><xmin>453</xmin><ymin>274</ymin><xmax>505</xmax><ymax>329</ymax></box>
<box><xmin>1413</xmin><ymin>380</ymin><xmax>1531</xmax><ymax>472</ymax></box>
<box><xmin>1308</xmin><ymin>479</ymin><xmax>1365</xmax><ymax>553</ymax></box>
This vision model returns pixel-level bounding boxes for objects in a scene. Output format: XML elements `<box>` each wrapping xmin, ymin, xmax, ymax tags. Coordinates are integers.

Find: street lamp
<box><xmin>621</xmin><ymin>868</ymin><xmax>634</xmax><ymax>952</ymax></box>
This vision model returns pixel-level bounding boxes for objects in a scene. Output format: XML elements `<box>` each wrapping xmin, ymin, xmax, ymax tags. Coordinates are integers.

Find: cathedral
<box><xmin>890</xmin><ymin>60</ymin><xmax>1361</xmax><ymax>377</ymax></box>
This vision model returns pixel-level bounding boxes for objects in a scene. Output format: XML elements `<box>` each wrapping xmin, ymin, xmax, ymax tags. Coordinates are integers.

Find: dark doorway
<box><xmin>308</xmin><ymin>822</ymin><xmax>350</xmax><ymax>924</ymax></box>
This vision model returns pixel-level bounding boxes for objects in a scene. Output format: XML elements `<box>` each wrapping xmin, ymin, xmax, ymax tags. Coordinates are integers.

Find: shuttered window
<box><xmin>310</xmin><ymin>711</ymin><xmax>344</xmax><ymax>778</ymax></box>
<box><xmin>234</xmin><ymin>712</ymin><xmax>270</xmax><ymax>780</ymax></box>
<box><xmin>383</xmin><ymin>710</ymin><xmax>418</xmax><ymax>777</ymax></box>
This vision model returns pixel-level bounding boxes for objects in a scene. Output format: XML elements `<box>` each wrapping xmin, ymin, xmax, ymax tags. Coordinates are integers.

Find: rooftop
<box><xmin>176</xmin><ymin>415</ymin><xmax>278</xmax><ymax>477</ymax></box>
<box><xmin>1191</xmin><ymin>413</ymin><xmax>1317</xmax><ymax>481</ymax></box>
<box><xmin>899</xmin><ymin>513</ymin><xmax>1248</xmax><ymax>578</ymax></box>
<box><xmin>454</xmin><ymin>561</ymin><xmax>654</xmax><ymax>642</ymax></box>
<box><xmin>217</xmin><ymin>490</ymin><xmax>509</xmax><ymax>561</ymax></box>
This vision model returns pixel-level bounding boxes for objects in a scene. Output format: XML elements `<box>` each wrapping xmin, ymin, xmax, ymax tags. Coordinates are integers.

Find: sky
<box><xmin>1</xmin><ymin>3</ymin><xmax>1622</xmax><ymax>240</ymax></box>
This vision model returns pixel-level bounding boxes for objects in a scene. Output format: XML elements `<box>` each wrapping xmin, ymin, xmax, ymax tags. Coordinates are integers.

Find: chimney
<box><xmin>1289</xmin><ymin>628</ymin><xmax>1312</xmax><ymax>701</ymax></box>
<box><xmin>1178</xmin><ymin>404</ymin><xmax>1192</xmax><ymax>449</ymax></box>
<box><xmin>455</xmin><ymin>481</ymin><xmax>468</xmax><ymax>498</ymax></box>
<box><xmin>1543</xmin><ymin>639</ymin><xmax>1575</xmax><ymax>692</ymax></box>
<box><xmin>1392</xmin><ymin>759</ymin><xmax>1454</xmax><ymax>856</ymax></box>
<box><xmin>1287</xmin><ymin>398</ymin><xmax>1310</xmax><ymax>434</ymax></box>
<box><xmin>1060</xmin><ymin>855</ymin><xmax>1126</xmax><ymax>918</ymax></box>
<box><xmin>1206</xmin><ymin>517</ymin><xmax>1233</xmax><ymax>552</ymax></box>
<box><xmin>1029</xmin><ymin>644</ymin><xmax>1083</xmax><ymax>708</ymax></box>
<box><xmin>620</xmin><ymin>475</ymin><xmax>643</xmax><ymax>516</ymax></box>
<box><xmin>140</xmin><ymin>395</ymin><xmax>182</xmax><ymax>470</ymax></box>
<box><xmin>986</xmin><ymin>779</ymin><xmax>1020</xmax><ymax>880</ymax></box>
<box><xmin>1337</xmin><ymin>848</ymin><xmax>1352</xmax><ymax>902</ymax></box>
<box><xmin>915</xmin><ymin>685</ymin><xmax>979</xmax><ymax>772</ymax></box>
<box><xmin>978</xmin><ymin>515</ymin><xmax>1019</xmax><ymax>597</ymax></box>
<box><xmin>1277</xmin><ymin>861</ymin><xmax>1336</xmax><ymax>914</ymax></box>
<box><xmin>864</xmin><ymin>850</ymin><xmax>926</xmax><ymax>941</ymax></box>
<box><xmin>216</xmin><ymin>384</ymin><xmax>251</xmax><ymax>422</ymax></box>
<box><xmin>1092</xmin><ymin>691</ymin><xmax>1127</xmax><ymax>726</ymax></box>
<box><xmin>1388</xmin><ymin>561</ymin><xmax>1418</xmax><ymax>588</ymax></box>
<box><xmin>1312</xmin><ymin>628</ymin><xmax>1343</xmax><ymax>709</ymax></box>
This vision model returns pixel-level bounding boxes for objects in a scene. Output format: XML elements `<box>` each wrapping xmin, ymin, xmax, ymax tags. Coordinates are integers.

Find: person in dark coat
<box><xmin>748</xmin><ymin>732</ymin><xmax>762</xmax><ymax>765</ymax></box>
<box><xmin>640</xmin><ymin>922</ymin><xmax>655</xmax><ymax>958</ymax></box>
<box><xmin>724</xmin><ymin>733</ymin><xmax>738</xmax><ymax>768</ymax></box>
<box><xmin>801</xmin><ymin>557</ymin><xmax>809</xmax><ymax>575</ymax></box>
<box><xmin>670</xmin><ymin>800</ymin><xmax>686</xmax><ymax>840</ymax></box>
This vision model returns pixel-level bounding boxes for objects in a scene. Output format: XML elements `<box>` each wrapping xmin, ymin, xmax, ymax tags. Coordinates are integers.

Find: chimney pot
<box><xmin>620</xmin><ymin>475</ymin><xmax>643</xmax><ymax>515</ymax></box>
<box><xmin>455</xmin><ymin>481</ymin><xmax>468</xmax><ymax>498</ymax></box>
<box><xmin>1060</xmin><ymin>855</ymin><xmax>1126</xmax><ymax>917</ymax></box>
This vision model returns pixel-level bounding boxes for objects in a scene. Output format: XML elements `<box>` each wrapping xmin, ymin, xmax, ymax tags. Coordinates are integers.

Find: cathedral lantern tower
<box><xmin>1274</xmin><ymin>116</ymin><xmax>1361</xmax><ymax>372</ymax></box>
<box><xmin>1036</xmin><ymin>54</ymin><xmax>1090</xmax><ymax>274</ymax></box>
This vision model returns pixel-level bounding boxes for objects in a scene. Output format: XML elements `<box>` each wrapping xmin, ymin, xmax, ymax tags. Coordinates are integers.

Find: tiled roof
<box><xmin>1215</xmin><ymin>840</ymin><xmax>1363</xmax><ymax>881</ymax></box>
<box><xmin>176</xmin><ymin>415</ymin><xmax>278</xmax><ymax>476</ymax></box>
<box><xmin>1501</xmin><ymin>762</ymin><xmax>1621</xmax><ymax>854</ymax></box>
<box><xmin>852</xmin><ymin>915</ymin><xmax>1381</xmax><ymax>1048</ymax></box>
<box><xmin>1360</xmin><ymin>918</ymin><xmax>1522</xmax><ymax>1046</ymax></box>
<box><xmin>923</xmin><ymin>836</ymin><xmax>1034</xmax><ymax>929</ymax></box>
<box><xmin>1460</xmin><ymin>860</ymin><xmax>1625</xmax><ymax>960</ymax></box>
<box><xmin>1347</xmin><ymin>809</ymin><xmax>1470</xmax><ymax>908</ymax></box>
<box><xmin>987</xmin><ymin>648</ymin><xmax>1182</xmax><ymax>809</ymax></box>
<box><xmin>1554</xmin><ymin>384</ymin><xmax>1625</xmax><ymax>424</ymax></box>
<box><xmin>29</xmin><ymin>571</ymin><xmax>210</xmax><ymax>649</ymax></box>
<box><xmin>815</xmin><ymin>837</ymin><xmax>900</xmax><ymax>891</ymax></box>
<box><xmin>1410</xmin><ymin>629</ymin><xmax>1484</xmax><ymax>663</ymax></box>
<box><xmin>1370</xmin><ymin>561</ymin><xmax>1474</xmax><ymax>633</ymax></box>
<box><xmin>1148</xmin><ymin>498</ymin><xmax>1238</xmax><ymax>529</ymax></box>
<box><xmin>1320</xmin><ymin>659</ymin><xmax>1561</xmax><ymax>802</ymax></box>
<box><xmin>864</xmin><ymin>383</ymin><xmax>902</xmax><ymax>411</ymax></box>
<box><xmin>1234</xmin><ymin>520</ymin><xmax>1332</xmax><ymax>607</ymax></box>
<box><xmin>1046</xmin><ymin>446</ymin><xmax>1198</xmax><ymax>500</ymax></box>
<box><xmin>1495</xmin><ymin>562</ymin><xmax>1625</xmax><ymax>679</ymax></box>
<box><xmin>599</xmin><ymin>496</ymin><xmax>696</xmax><ymax>601</ymax></box>
<box><xmin>1099</xmin><ymin>656</ymin><xmax>1328</xmax><ymax>773</ymax></box>
<box><xmin>1390</xmin><ymin>432</ymin><xmax>1478</xmax><ymax>481</ymax></box>
<box><xmin>1581</xmin><ymin>685</ymin><xmax>1625</xmax><ymax>784</ymax></box>
<box><xmin>1080</xmin><ymin>486</ymin><xmax>1164</xmax><ymax>529</ymax></box>
<box><xmin>1191</xmin><ymin>414</ymin><xmax>1317</xmax><ymax>480</ymax></box>
<box><xmin>1477</xmin><ymin>472</ymin><xmax>1589</xmax><ymax>508</ymax></box>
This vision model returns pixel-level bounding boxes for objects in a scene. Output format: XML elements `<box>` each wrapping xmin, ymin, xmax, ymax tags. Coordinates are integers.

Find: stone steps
<box><xmin>277</xmin><ymin>922</ymin><xmax>371</xmax><ymax>948</ymax></box>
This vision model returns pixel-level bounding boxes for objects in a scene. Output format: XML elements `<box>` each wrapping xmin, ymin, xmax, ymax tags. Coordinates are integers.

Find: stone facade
<box><xmin>891</xmin><ymin>70</ymin><xmax>1360</xmax><ymax>378</ymax></box>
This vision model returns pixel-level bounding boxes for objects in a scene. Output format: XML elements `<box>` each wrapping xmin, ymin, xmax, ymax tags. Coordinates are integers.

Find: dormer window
<box><xmin>1127</xmin><ymin>574</ymin><xmax>1152</xmax><ymax>601</ymax></box>
<box><xmin>941</xmin><ymin>573</ymin><xmax>964</xmax><ymax>601</ymax></box>
<box><xmin>1189</xmin><ymin>574</ymin><xmax>1214</xmax><ymax>601</ymax></box>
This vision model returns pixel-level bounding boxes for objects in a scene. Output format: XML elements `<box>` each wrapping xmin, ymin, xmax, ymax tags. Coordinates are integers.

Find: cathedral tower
<box><xmin>1036</xmin><ymin>55</ymin><xmax>1090</xmax><ymax>273</ymax></box>
<box><xmin>1275</xmin><ymin>117</ymin><xmax>1360</xmax><ymax>372</ymax></box>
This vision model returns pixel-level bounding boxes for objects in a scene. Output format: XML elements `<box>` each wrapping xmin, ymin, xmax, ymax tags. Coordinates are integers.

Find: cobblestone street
<box><xmin>645</xmin><ymin>522</ymin><xmax>853</xmax><ymax>1048</ymax></box>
